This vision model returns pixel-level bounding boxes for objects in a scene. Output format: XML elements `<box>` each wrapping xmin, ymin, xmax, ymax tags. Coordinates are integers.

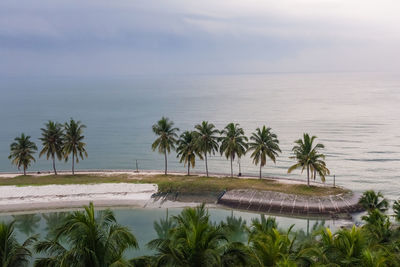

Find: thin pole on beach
<box><xmin>333</xmin><ymin>174</ymin><xmax>336</xmax><ymax>188</ymax></box>
<box><xmin>135</xmin><ymin>160</ymin><xmax>139</xmax><ymax>173</ymax></box>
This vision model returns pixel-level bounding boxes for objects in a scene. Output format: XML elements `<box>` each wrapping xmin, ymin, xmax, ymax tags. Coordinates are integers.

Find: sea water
<box><xmin>0</xmin><ymin>72</ymin><xmax>399</xmax><ymax>200</ymax></box>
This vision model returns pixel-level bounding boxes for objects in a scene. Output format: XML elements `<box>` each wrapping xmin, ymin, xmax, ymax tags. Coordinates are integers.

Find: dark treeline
<box><xmin>152</xmin><ymin>117</ymin><xmax>329</xmax><ymax>186</ymax></box>
<box><xmin>8</xmin><ymin>118</ymin><xmax>87</xmax><ymax>175</ymax></box>
<box><xmin>2</xmin><ymin>190</ymin><xmax>400</xmax><ymax>266</ymax></box>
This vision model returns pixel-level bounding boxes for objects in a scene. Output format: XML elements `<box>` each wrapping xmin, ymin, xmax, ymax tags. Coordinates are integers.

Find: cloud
<box><xmin>0</xmin><ymin>0</ymin><xmax>399</xmax><ymax>76</ymax></box>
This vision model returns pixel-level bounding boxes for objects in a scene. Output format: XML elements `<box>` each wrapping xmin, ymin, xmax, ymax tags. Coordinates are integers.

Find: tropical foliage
<box><xmin>288</xmin><ymin>133</ymin><xmax>330</xmax><ymax>186</ymax></box>
<box><xmin>219</xmin><ymin>123</ymin><xmax>248</xmax><ymax>177</ymax></box>
<box><xmin>152</xmin><ymin>117</ymin><xmax>179</xmax><ymax>175</ymax></box>
<box><xmin>0</xmin><ymin>221</ymin><xmax>36</xmax><ymax>267</ymax></box>
<box><xmin>2</xmin><ymin>190</ymin><xmax>400</xmax><ymax>266</ymax></box>
<box><xmin>194</xmin><ymin>121</ymin><xmax>220</xmax><ymax>177</ymax></box>
<box><xmin>247</xmin><ymin>126</ymin><xmax>281</xmax><ymax>179</ymax></box>
<box><xmin>8</xmin><ymin>133</ymin><xmax>37</xmax><ymax>175</ymax></box>
<box><xmin>359</xmin><ymin>190</ymin><xmax>389</xmax><ymax>212</ymax></box>
<box><xmin>63</xmin><ymin>118</ymin><xmax>88</xmax><ymax>175</ymax></box>
<box><xmin>34</xmin><ymin>202</ymin><xmax>138</xmax><ymax>267</ymax></box>
<box><xmin>176</xmin><ymin>131</ymin><xmax>203</xmax><ymax>175</ymax></box>
<box><xmin>39</xmin><ymin>121</ymin><xmax>64</xmax><ymax>175</ymax></box>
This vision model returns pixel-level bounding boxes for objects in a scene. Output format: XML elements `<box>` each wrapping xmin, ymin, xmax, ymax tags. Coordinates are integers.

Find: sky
<box><xmin>1</xmin><ymin>0</ymin><xmax>400</xmax><ymax>76</ymax></box>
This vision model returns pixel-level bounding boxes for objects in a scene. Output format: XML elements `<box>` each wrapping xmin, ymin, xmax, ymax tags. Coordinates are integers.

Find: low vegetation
<box><xmin>0</xmin><ymin>173</ymin><xmax>347</xmax><ymax>196</ymax></box>
<box><xmin>2</xmin><ymin>190</ymin><xmax>400</xmax><ymax>266</ymax></box>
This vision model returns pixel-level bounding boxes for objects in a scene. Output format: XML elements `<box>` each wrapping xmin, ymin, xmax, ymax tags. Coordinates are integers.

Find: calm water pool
<box><xmin>1</xmin><ymin>206</ymin><xmax>358</xmax><ymax>259</ymax></box>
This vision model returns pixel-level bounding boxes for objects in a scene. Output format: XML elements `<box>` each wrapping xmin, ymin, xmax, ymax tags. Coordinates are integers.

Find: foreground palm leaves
<box><xmin>34</xmin><ymin>202</ymin><xmax>138</xmax><ymax>267</ymax></box>
<box><xmin>2</xmin><ymin>190</ymin><xmax>400</xmax><ymax>266</ymax></box>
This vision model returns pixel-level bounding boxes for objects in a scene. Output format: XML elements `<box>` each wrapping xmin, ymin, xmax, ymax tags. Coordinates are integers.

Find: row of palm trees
<box><xmin>8</xmin><ymin>119</ymin><xmax>87</xmax><ymax>175</ymax></box>
<box><xmin>2</xmin><ymin>190</ymin><xmax>400</xmax><ymax>266</ymax></box>
<box><xmin>152</xmin><ymin>117</ymin><xmax>329</xmax><ymax>186</ymax></box>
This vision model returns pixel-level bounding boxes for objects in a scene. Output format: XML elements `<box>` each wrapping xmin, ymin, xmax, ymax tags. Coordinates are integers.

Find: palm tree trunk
<box><xmin>53</xmin><ymin>156</ymin><xmax>57</xmax><ymax>175</ymax></box>
<box><xmin>205</xmin><ymin>152</ymin><xmax>208</xmax><ymax>177</ymax></box>
<box><xmin>23</xmin><ymin>166</ymin><xmax>26</xmax><ymax>176</ymax></box>
<box><xmin>259</xmin><ymin>164</ymin><xmax>262</xmax><ymax>179</ymax></box>
<box><xmin>187</xmin><ymin>162</ymin><xmax>190</xmax><ymax>176</ymax></box>
<box><xmin>307</xmin><ymin>165</ymin><xmax>310</xmax><ymax>186</ymax></box>
<box><xmin>230</xmin><ymin>154</ymin><xmax>233</xmax><ymax>177</ymax></box>
<box><xmin>72</xmin><ymin>153</ymin><xmax>75</xmax><ymax>175</ymax></box>
<box><xmin>164</xmin><ymin>150</ymin><xmax>167</xmax><ymax>175</ymax></box>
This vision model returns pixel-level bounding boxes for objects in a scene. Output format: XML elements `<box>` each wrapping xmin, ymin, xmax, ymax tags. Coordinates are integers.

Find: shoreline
<box><xmin>0</xmin><ymin>170</ymin><xmax>360</xmax><ymax>217</ymax></box>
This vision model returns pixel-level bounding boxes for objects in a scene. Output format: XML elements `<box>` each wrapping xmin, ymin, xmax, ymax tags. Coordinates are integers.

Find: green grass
<box><xmin>0</xmin><ymin>173</ymin><xmax>348</xmax><ymax>196</ymax></box>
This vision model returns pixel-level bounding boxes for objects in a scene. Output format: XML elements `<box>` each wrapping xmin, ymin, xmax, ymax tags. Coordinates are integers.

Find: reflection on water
<box><xmin>1</xmin><ymin>206</ymin><xmax>354</xmax><ymax>258</ymax></box>
<box><xmin>12</xmin><ymin>214</ymin><xmax>41</xmax><ymax>237</ymax></box>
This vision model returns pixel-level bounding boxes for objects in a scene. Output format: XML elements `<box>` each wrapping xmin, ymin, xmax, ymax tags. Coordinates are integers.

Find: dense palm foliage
<box><xmin>2</xmin><ymin>190</ymin><xmax>400</xmax><ymax>266</ymax></box>
<box><xmin>8</xmin><ymin>133</ymin><xmax>37</xmax><ymax>175</ymax></box>
<box><xmin>0</xmin><ymin>221</ymin><xmax>36</xmax><ymax>267</ymax></box>
<box><xmin>288</xmin><ymin>133</ymin><xmax>330</xmax><ymax>186</ymax></box>
<box><xmin>359</xmin><ymin>190</ymin><xmax>389</xmax><ymax>212</ymax></box>
<box><xmin>176</xmin><ymin>131</ymin><xmax>203</xmax><ymax>175</ymax></box>
<box><xmin>247</xmin><ymin>126</ymin><xmax>281</xmax><ymax>179</ymax></box>
<box><xmin>219</xmin><ymin>123</ymin><xmax>248</xmax><ymax>177</ymax></box>
<box><xmin>194</xmin><ymin>121</ymin><xmax>220</xmax><ymax>177</ymax></box>
<box><xmin>63</xmin><ymin>118</ymin><xmax>88</xmax><ymax>175</ymax></box>
<box><xmin>39</xmin><ymin>121</ymin><xmax>64</xmax><ymax>175</ymax></box>
<box><xmin>34</xmin><ymin>202</ymin><xmax>138</xmax><ymax>267</ymax></box>
<box><xmin>152</xmin><ymin>117</ymin><xmax>179</xmax><ymax>175</ymax></box>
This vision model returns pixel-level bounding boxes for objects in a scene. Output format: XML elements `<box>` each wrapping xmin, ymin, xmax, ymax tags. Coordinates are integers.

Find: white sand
<box><xmin>0</xmin><ymin>183</ymin><xmax>159</xmax><ymax>212</ymax></box>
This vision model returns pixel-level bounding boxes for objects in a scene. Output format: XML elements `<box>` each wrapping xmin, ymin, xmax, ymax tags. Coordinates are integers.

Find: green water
<box><xmin>2</xmin><ymin>206</ymin><xmax>354</xmax><ymax>259</ymax></box>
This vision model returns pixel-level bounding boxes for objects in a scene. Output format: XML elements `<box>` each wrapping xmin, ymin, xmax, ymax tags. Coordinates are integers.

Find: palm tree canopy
<box><xmin>63</xmin><ymin>118</ymin><xmax>88</xmax><ymax>162</ymax></box>
<box><xmin>0</xmin><ymin>221</ymin><xmax>36</xmax><ymax>267</ymax></box>
<box><xmin>8</xmin><ymin>133</ymin><xmax>37</xmax><ymax>171</ymax></box>
<box><xmin>34</xmin><ymin>202</ymin><xmax>138</xmax><ymax>267</ymax></box>
<box><xmin>194</xmin><ymin>121</ymin><xmax>219</xmax><ymax>155</ymax></box>
<box><xmin>219</xmin><ymin>123</ymin><xmax>248</xmax><ymax>160</ymax></box>
<box><xmin>358</xmin><ymin>190</ymin><xmax>389</xmax><ymax>212</ymax></box>
<box><xmin>176</xmin><ymin>131</ymin><xmax>203</xmax><ymax>168</ymax></box>
<box><xmin>288</xmin><ymin>133</ymin><xmax>330</xmax><ymax>182</ymax></box>
<box><xmin>248</xmin><ymin>126</ymin><xmax>281</xmax><ymax>167</ymax></box>
<box><xmin>151</xmin><ymin>117</ymin><xmax>179</xmax><ymax>154</ymax></box>
<box><xmin>39</xmin><ymin>121</ymin><xmax>64</xmax><ymax>160</ymax></box>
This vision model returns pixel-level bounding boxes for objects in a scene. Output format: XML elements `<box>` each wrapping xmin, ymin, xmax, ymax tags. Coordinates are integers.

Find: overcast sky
<box><xmin>1</xmin><ymin>0</ymin><xmax>400</xmax><ymax>76</ymax></box>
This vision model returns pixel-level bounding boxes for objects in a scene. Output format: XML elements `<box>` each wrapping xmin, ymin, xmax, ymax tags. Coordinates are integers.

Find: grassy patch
<box><xmin>0</xmin><ymin>174</ymin><xmax>348</xmax><ymax>196</ymax></box>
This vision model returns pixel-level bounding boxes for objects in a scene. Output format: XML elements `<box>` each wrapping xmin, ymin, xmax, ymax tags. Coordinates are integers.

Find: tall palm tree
<box><xmin>63</xmin><ymin>119</ymin><xmax>88</xmax><ymax>175</ymax></box>
<box><xmin>194</xmin><ymin>121</ymin><xmax>220</xmax><ymax>177</ymax></box>
<box><xmin>152</xmin><ymin>117</ymin><xmax>179</xmax><ymax>175</ymax></box>
<box><xmin>219</xmin><ymin>123</ymin><xmax>248</xmax><ymax>177</ymax></box>
<box><xmin>0</xmin><ymin>221</ymin><xmax>36</xmax><ymax>267</ymax></box>
<box><xmin>176</xmin><ymin>131</ymin><xmax>203</xmax><ymax>175</ymax></box>
<box><xmin>39</xmin><ymin>121</ymin><xmax>64</xmax><ymax>175</ymax></box>
<box><xmin>248</xmin><ymin>126</ymin><xmax>281</xmax><ymax>179</ymax></box>
<box><xmin>34</xmin><ymin>202</ymin><xmax>138</xmax><ymax>267</ymax></box>
<box><xmin>8</xmin><ymin>133</ymin><xmax>37</xmax><ymax>175</ymax></box>
<box><xmin>288</xmin><ymin>133</ymin><xmax>330</xmax><ymax>186</ymax></box>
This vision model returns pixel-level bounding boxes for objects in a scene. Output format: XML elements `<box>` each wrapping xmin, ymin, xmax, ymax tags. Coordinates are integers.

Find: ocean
<box><xmin>1</xmin><ymin>72</ymin><xmax>399</xmax><ymax>200</ymax></box>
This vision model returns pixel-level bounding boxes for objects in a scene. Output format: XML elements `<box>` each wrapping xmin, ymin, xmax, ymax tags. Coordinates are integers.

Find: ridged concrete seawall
<box><xmin>218</xmin><ymin>189</ymin><xmax>363</xmax><ymax>217</ymax></box>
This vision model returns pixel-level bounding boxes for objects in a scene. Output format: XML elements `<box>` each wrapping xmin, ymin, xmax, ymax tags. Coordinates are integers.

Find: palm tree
<box><xmin>63</xmin><ymin>119</ymin><xmax>88</xmax><ymax>175</ymax></box>
<box><xmin>152</xmin><ymin>117</ymin><xmax>179</xmax><ymax>175</ymax></box>
<box><xmin>149</xmin><ymin>204</ymin><xmax>248</xmax><ymax>267</ymax></box>
<box><xmin>247</xmin><ymin>126</ymin><xmax>281</xmax><ymax>179</ymax></box>
<box><xmin>8</xmin><ymin>133</ymin><xmax>37</xmax><ymax>175</ymax></box>
<box><xmin>176</xmin><ymin>131</ymin><xmax>203</xmax><ymax>175</ymax></box>
<box><xmin>358</xmin><ymin>190</ymin><xmax>389</xmax><ymax>212</ymax></box>
<box><xmin>219</xmin><ymin>123</ymin><xmax>248</xmax><ymax>177</ymax></box>
<box><xmin>39</xmin><ymin>121</ymin><xmax>64</xmax><ymax>175</ymax></box>
<box><xmin>34</xmin><ymin>202</ymin><xmax>138</xmax><ymax>267</ymax></box>
<box><xmin>393</xmin><ymin>199</ymin><xmax>400</xmax><ymax>221</ymax></box>
<box><xmin>0</xmin><ymin>221</ymin><xmax>36</xmax><ymax>267</ymax></box>
<box><xmin>194</xmin><ymin>121</ymin><xmax>220</xmax><ymax>177</ymax></box>
<box><xmin>287</xmin><ymin>133</ymin><xmax>330</xmax><ymax>186</ymax></box>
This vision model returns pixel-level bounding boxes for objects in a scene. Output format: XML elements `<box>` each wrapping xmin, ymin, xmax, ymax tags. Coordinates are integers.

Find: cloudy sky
<box><xmin>1</xmin><ymin>0</ymin><xmax>400</xmax><ymax>76</ymax></box>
